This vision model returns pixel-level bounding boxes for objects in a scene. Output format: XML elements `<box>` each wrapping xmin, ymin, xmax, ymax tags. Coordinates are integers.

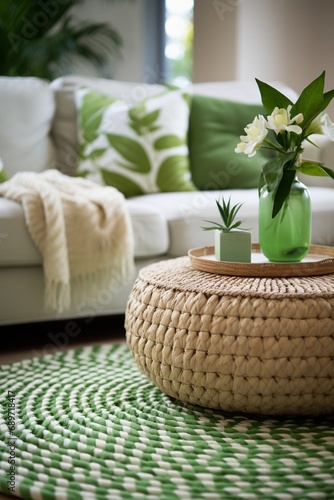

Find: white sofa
<box><xmin>0</xmin><ymin>75</ymin><xmax>333</xmax><ymax>326</ymax></box>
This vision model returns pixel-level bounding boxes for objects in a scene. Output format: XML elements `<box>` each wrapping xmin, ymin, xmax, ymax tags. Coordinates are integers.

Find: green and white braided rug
<box><xmin>0</xmin><ymin>343</ymin><xmax>333</xmax><ymax>500</ymax></box>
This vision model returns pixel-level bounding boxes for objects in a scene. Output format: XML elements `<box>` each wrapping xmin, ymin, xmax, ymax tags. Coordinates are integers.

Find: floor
<box><xmin>0</xmin><ymin>315</ymin><xmax>128</xmax><ymax>499</ymax></box>
<box><xmin>0</xmin><ymin>314</ymin><xmax>127</xmax><ymax>365</ymax></box>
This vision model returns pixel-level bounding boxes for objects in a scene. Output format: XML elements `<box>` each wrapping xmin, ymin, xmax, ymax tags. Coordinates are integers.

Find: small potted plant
<box><xmin>202</xmin><ymin>196</ymin><xmax>251</xmax><ymax>262</ymax></box>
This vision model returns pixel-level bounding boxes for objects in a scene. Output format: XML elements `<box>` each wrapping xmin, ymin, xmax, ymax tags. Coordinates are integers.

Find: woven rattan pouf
<box><xmin>125</xmin><ymin>256</ymin><xmax>334</xmax><ymax>416</ymax></box>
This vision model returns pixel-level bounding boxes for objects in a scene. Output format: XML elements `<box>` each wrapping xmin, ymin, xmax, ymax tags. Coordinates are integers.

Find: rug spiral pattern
<box><xmin>1</xmin><ymin>344</ymin><xmax>334</xmax><ymax>500</ymax></box>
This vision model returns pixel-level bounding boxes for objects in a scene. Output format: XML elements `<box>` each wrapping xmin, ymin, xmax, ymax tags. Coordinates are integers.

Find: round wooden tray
<box><xmin>188</xmin><ymin>243</ymin><xmax>334</xmax><ymax>277</ymax></box>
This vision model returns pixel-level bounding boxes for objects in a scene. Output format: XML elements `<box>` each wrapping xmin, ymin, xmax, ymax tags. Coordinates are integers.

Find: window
<box><xmin>163</xmin><ymin>0</ymin><xmax>194</xmax><ymax>86</ymax></box>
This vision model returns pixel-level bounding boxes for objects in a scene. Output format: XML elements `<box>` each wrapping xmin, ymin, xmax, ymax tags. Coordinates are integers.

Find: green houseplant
<box><xmin>0</xmin><ymin>0</ymin><xmax>126</xmax><ymax>79</ymax></box>
<box><xmin>235</xmin><ymin>71</ymin><xmax>334</xmax><ymax>262</ymax></box>
<box><xmin>202</xmin><ymin>196</ymin><xmax>251</xmax><ymax>262</ymax></box>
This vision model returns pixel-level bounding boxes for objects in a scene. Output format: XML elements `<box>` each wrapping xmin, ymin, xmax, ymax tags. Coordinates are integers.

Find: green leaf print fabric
<box><xmin>75</xmin><ymin>88</ymin><xmax>197</xmax><ymax>197</ymax></box>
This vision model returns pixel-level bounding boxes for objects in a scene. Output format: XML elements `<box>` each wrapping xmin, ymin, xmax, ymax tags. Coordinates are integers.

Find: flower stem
<box><xmin>263</xmin><ymin>138</ymin><xmax>286</xmax><ymax>154</ymax></box>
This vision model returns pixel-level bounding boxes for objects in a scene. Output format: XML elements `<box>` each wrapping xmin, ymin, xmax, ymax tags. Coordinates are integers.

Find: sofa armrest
<box><xmin>299</xmin><ymin>134</ymin><xmax>334</xmax><ymax>188</ymax></box>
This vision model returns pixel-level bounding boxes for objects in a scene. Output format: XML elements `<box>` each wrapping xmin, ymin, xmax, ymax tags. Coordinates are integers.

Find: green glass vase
<box><xmin>259</xmin><ymin>177</ymin><xmax>311</xmax><ymax>262</ymax></box>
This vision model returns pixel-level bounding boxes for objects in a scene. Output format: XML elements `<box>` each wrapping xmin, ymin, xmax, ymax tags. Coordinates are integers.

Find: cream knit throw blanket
<box><xmin>0</xmin><ymin>169</ymin><xmax>135</xmax><ymax>313</ymax></box>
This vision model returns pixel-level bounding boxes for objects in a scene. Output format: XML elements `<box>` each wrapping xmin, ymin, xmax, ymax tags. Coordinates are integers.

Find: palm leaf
<box><xmin>0</xmin><ymin>0</ymin><xmax>125</xmax><ymax>78</ymax></box>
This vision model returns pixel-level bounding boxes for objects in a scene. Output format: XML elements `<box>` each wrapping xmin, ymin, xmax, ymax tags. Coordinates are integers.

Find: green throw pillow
<box><xmin>188</xmin><ymin>95</ymin><xmax>274</xmax><ymax>190</ymax></box>
<box><xmin>75</xmin><ymin>88</ymin><xmax>197</xmax><ymax>197</ymax></box>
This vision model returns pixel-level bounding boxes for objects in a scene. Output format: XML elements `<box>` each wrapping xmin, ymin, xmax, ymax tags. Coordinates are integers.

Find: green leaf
<box><xmin>74</xmin><ymin>170</ymin><xmax>91</xmax><ymax>178</ymax></box>
<box><xmin>261</xmin><ymin>151</ymin><xmax>295</xmax><ymax>193</ymax></box>
<box><xmin>80</xmin><ymin>91</ymin><xmax>115</xmax><ymax>143</ymax></box>
<box><xmin>182</xmin><ymin>93</ymin><xmax>192</xmax><ymax>108</ymax></box>
<box><xmin>129</xmin><ymin>124</ymin><xmax>143</xmax><ymax>136</ymax></box>
<box><xmin>258</xmin><ymin>170</ymin><xmax>266</xmax><ymax>197</ymax></box>
<box><xmin>323</xmin><ymin>89</ymin><xmax>334</xmax><ymax>109</ymax></box>
<box><xmin>128</xmin><ymin>106</ymin><xmax>160</xmax><ymax>135</ymax></box>
<box><xmin>0</xmin><ymin>6</ymin><xmax>123</xmax><ymax>80</ymax></box>
<box><xmin>137</xmin><ymin>109</ymin><xmax>160</xmax><ymax>127</ymax></box>
<box><xmin>100</xmin><ymin>168</ymin><xmax>144</xmax><ymax>197</ymax></box>
<box><xmin>148</xmin><ymin>125</ymin><xmax>160</xmax><ymax>133</ymax></box>
<box><xmin>228</xmin><ymin>201</ymin><xmax>244</xmax><ymax>226</ymax></box>
<box><xmin>201</xmin><ymin>220</ymin><xmax>243</xmax><ymax>232</ymax></box>
<box><xmin>261</xmin><ymin>157</ymin><xmax>283</xmax><ymax>193</ymax></box>
<box><xmin>128</xmin><ymin>103</ymin><xmax>145</xmax><ymax>120</ymax></box>
<box><xmin>318</xmin><ymin>165</ymin><xmax>334</xmax><ymax>180</ymax></box>
<box><xmin>219</xmin><ymin>197</ymin><xmax>240</xmax><ymax>228</ymax></box>
<box><xmin>106</xmin><ymin>134</ymin><xmax>151</xmax><ymax>173</ymax></box>
<box><xmin>272</xmin><ymin>169</ymin><xmax>296</xmax><ymax>218</ymax></box>
<box><xmin>154</xmin><ymin>135</ymin><xmax>185</xmax><ymax>150</ymax></box>
<box><xmin>85</xmin><ymin>147</ymin><xmax>107</xmax><ymax>159</ymax></box>
<box><xmin>298</xmin><ymin>161</ymin><xmax>329</xmax><ymax>177</ymax></box>
<box><xmin>201</xmin><ymin>221</ymin><xmax>225</xmax><ymax>231</ymax></box>
<box><xmin>216</xmin><ymin>197</ymin><xmax>229</xmax><ymax>226</ymax></box>
<box><xmin>255</xmin><ymin>79</ymin><xmax>293</xmax><ymax>114</ymax></box>
<box><xmin>299</xmin><ymin>161</ymin><xmax>334</xmax><ymax>181</ymax></box>
<box><xmin>0</xmin><ymin>167</ymin><xmax>8</xmax><ymax>183</ymax></box>
<box><xmin>291</xmin><ymin>71</ymin><xmax>326</xmax><ymax>128</ymax></box>
<box><xmin>156</xmin><ymin>155</ymin><xmax>196</xmax><ymax>192</ymax></box>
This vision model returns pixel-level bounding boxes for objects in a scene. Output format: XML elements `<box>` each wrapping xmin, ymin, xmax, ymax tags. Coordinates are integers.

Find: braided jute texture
<box><xmin>1</xmin><ymin>344</ymin><xmax>334</xmax><ymax>500</ymax></box>
<box><xmin>125</xmin><ymin>257</ymin><xmax>334</xmax><ymax>416</ymax></box>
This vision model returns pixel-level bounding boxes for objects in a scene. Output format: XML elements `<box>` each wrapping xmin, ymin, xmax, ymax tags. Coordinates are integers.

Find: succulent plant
<box><xmin>202</xmin><ymin>196</ymin><xmax>247</xmax><ymax>232</ymax></box>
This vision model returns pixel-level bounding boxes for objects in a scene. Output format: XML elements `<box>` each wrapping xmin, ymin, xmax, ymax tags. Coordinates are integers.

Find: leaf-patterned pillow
<box><xmin>74</xmin><ymin>87</ymin><xmax>197</xmax><ymax>197</ymax></box>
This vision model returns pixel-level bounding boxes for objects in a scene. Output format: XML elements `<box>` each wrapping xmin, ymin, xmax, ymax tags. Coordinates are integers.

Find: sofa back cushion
<box><xmin>49</xmin><ymin>76</ymin><xmax>167</xmax><ymax>176</ymax></box>
<box><xmin>188</xmin><ymin>94</ymin><xmax>273</xmax><ymax>190</ymax></box>
<box><xmin>0</xmin><ymin>77</ymin><xmax>57</xmax><ymax>177</ymax></box>
<box><xmin>188</xmin><ymin>81</ymin><xmax>298</xmax><ymax>191</ymax></box>
<box><xmin>74</xmin><ymin>86</ymin><xmax>197</xmax><ymax>196</ymax></box>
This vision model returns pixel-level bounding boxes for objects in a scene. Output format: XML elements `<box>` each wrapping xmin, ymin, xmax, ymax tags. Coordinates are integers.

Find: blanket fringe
<box><xmin>44</xmin><ymin>253</ymin><xmax>135</xmax><ymax>313</ymax></box>
<box><xmin>45</xmin><ymin>280</ymin><xmax>71</xmax><ymax>314</ymax></box>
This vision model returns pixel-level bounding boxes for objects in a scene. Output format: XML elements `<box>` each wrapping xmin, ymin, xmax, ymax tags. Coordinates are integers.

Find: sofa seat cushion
<box><xmin>126</xmin><ymin>201</ymin><xmax>169</xmax><ymax>257</ymax></box>
<box><xmin>129</xmin><ymin>190</ymin><xmax>260</xmax><ymax>256</ymax></box>
<box><xmin>0</xmin><ymin>197</ymin><xmax>169</xmax><ymax>267</ymax></box>
<box><xmin>0</xmin><ymin>198</ymin><xmax>41</xmax><ymax>266</ymax></box>
<box><xmin>129</xmin><ymin>187</ymin><xmax>334</xmax><ymax>257</ymax></box>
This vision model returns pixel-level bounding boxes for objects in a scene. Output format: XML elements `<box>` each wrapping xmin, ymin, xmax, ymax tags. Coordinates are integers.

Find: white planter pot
<box><xmin>215</xmin><ymin>229</ymin><xmax>251</xmax><ymax>262</ymax></box>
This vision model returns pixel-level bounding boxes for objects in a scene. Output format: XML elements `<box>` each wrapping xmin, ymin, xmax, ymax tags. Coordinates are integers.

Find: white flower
<box><xmin>266</xmin><ymin>105</ymin><xmax>303</xmax><ymax>135</ymax></box>
<box><xmin>306</xmin><ymin>111</ymin><xmax>334</xmax><ymax>140</ymax></box>
<box><xmin>235</xmin><ymin>115</ymin><xmax>268</xmax><ymax>157</ymax></box>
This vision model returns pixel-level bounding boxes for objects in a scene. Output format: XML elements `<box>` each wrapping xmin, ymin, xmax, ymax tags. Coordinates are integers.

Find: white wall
<box><xmin>237</xmin><ymin>0</ymin><xmax>334</xmax><ymax>93</ymax></box>
<box><xmin>71</xmin><ymin>0</ymin><xmax>158</xmax><ymax>82</ymax></box>
<box><xmin>193</xmin><ymin>0</ymin><xmax>237</xmax><ymax>82</ymax></box>
<box><xmin>193</xmin><ymin>0</ymin><xmax>334</xmax><ymax>115</ymax></box>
